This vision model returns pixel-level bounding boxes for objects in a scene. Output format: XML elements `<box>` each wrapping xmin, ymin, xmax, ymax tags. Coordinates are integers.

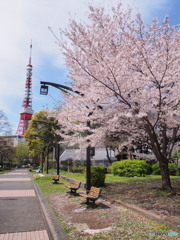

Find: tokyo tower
<box><xmin>16</xmin><ymin>43</ymin><xmax>34</xmax><ymax>135</ymax></box>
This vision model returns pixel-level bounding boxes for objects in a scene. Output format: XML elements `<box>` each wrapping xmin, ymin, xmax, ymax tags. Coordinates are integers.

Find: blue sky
<box><xmin>0</xmin><ymin>0</ymin><xmax>179</xmax><ymax>134</ymax></box>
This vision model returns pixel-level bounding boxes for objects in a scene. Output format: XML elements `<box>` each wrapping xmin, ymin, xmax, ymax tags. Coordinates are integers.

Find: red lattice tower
<box><xmin>16</xmin><ymin>43</ymin><xmax>34</xmax><ymax>135</ymax></box>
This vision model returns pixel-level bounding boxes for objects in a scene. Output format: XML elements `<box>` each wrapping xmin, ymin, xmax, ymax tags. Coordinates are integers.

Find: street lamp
<box><xmin>40</xmin><ymin>81</ymin><xmax>84</xmax><ymax>96</ymax></box>
<box><xmin>40</xmin><ymin>81</ymin><xmax>92</xmax><ymax>191</ymax></box>
<box><xmin>40</xmin><ymin>84</ymin><xmax>48</xmax><ymax>95</ymax></box>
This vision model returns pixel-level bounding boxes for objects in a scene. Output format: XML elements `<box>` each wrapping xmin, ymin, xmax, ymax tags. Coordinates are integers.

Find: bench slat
<box><xmin>65</xmin><ymin>180</ymin><xmax>81</xmax><ymax>194</ymax></box>
<box><xmin>79</xmin><ymin>186</ymin><xmax>101</xmax><ymax>204</ymax></box>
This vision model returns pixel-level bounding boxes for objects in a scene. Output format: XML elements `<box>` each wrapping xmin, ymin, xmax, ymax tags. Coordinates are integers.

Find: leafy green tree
<box><xmin>0</xmin><ymin>145</ymin><xmax>14</xmax><ymax>169</ymax></box>
<box><xmin>25</xmin><ymin>110</ymin><xmax>61</xmax><ymax>171</ymax></box>
<box><xmin>13</xmin><ymin>142</ymin><xmax>29</xmax><ymax>166</ymax></box>
<box><xmin>0</xmin><ymin>137</ymin><xmax>14</xmax><ymax>169</ymax></box>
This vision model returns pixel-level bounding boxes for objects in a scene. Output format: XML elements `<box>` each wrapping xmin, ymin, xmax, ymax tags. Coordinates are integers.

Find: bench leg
<box><xmin>86</xmin><ymin>199</ymin><xmax>96</xmax><ymax>206</ymax></box>
<box><xmin>53</xmin><ymin>180</ymin><xmax>59</xmax><ymax>184</ymax></box>
<box><xmin>70</xmin><ymin>189</ymin><xmax>77</xmax><ymax>195</ymax></box>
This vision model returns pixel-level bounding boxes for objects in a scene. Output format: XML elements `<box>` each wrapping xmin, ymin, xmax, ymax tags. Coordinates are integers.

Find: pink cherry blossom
<box><xmin>52</xmin><ymin>3</ymin><xmax>180</xmax><ymax>190</ymax></box>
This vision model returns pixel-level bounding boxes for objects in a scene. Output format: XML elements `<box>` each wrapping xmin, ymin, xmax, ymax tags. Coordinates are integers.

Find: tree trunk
<box><xmin>46</xmin><ymin>151</ymin><xmax>49</xmax><ymax>174</ymax></box>
<box><xmin>144</xmin><ymin>122</ymin><xmax>172</xmax><ymax>190</ymax></box>
<box><xmin>41</xmin><ymin>152</ymin><xmax>45</xmax><ymax>174</ymax></box>
<box><xmin>159</xmin><ymin>161</ymin><xmax>172</xmax><ymax>190</ymax></box>
<box><xmin>86</xmin><ymin>145</ymin><xmax>91</xmax><ymax>192</ymax></box>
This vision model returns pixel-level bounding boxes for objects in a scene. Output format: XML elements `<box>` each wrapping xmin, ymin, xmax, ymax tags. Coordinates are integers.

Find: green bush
<box><xmin>71</xmin><ymin>167</ymin><xmax>84</xmax><ymax>173</ymax></box>
<box><xmin>112</xmin><ymin>159</ymin><xmax>152</xmax><ymax>177</ymax></box>
<box><xmin>177</xmin><ymin>165</ymin><xmax>180</xmax><ymax>176</ymax></box>
<box><xmin>107</xmin><ymin>166</ymin><xmax>112</xmax><ymax>173</ymax></box>
<box><xmin>152</xmin><ymin>163</ymin><xmax>180</xmax><ymax>176</ymax></box>
<box><xmin>168</xmin><ymin>163</ymin><xmax>178</xmax><ymax>176</ymax></box>
<box><xmin>90</xmin><ymin>166</ymin><xmax>106</xmax><ymax>187</ymax></box>
<box><xmin>152</xmin><ymin>163</ymin><xmax>161</xmax><ymax>175</ymax></box>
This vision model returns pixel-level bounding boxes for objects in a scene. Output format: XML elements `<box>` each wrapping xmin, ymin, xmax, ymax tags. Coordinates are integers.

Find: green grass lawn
<box><xmin>60</xmin><ymin>170</ymin><xmax>86</xmax><ymax>182</ymax></box>
<box><xmin>34</xmin><ymin>171</ymin><xmax>86</xmax><ymax>195</ymax></box>
<box><xmin>44</xmin><ymin>170</ymin><xmax>180</xmax><ymax>198</ymax></box>
<box><xmin>58</xmin><ymin>170</ymin><xmax>179</xmax><ymax>184</ymax></box>
<box><xmin>34</xmin><ymin>175</ymin><xmax>67</xmax><ymax>194</ymax></box>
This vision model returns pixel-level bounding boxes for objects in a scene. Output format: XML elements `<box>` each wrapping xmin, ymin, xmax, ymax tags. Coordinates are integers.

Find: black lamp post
<box><xmin>40</xmin><ymin>81</ymin><xmax>83</xmax><ymax>96</ymax></box>
<box><xmin>40</xmin><ymin>81</ymin><xmax>92</xmax><ymax>191</ymax></box>
<box><xmin>55</xmin><ymin>144</ymin><xmax>60</xmax><ymax>175</ymax></box>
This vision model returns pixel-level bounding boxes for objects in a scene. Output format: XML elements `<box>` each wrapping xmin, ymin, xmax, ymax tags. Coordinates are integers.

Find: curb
<box><xmin>113</xmin><ymin>199</ymin><xmax>179</xmax><ymax>231</ymax></box>
<box><xmin>31</xmin><ymin>174</ymin><xmax>69</xmax><ymax>240</ymax></box>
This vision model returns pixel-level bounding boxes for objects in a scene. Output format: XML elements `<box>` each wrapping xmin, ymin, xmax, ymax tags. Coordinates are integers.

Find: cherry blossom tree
<box><xmin>54</xmin><ymin>4</ymin><xmax>180</xmax><ymax>190</ymax></box>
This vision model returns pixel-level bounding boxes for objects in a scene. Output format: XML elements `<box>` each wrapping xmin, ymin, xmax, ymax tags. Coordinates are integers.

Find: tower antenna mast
<box><xmin>16</xmin><ymin>43</ymin><xmax>34</xmax><ymax>135</ymax></box>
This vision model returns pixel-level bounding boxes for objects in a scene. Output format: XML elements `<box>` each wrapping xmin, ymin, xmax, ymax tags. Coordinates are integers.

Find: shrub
<box><xmin>107</xmin><ymin>166</ymin><xmax>112</xmax><ymax>173</ymax></box>
<box><xmin>152</xmin><ymin>163</ymin><xmax>180</xmax><ymax>176</ymax></box>
<box><xmin>90</xmin><ymin>166</ymin><xmax>106</xmax><ymax>187</ymax></box>
<box><xmin>112</xmin><ymin>159</ymin><xmax>152</xmax><ymax>177</ymax></box>
<box><xmin>152</xmin><ymin>163</ymin><xmax>161</xmax><ymax>175</ymax></box>
<box><xmin>177</xmin><ymin>165</ymin><xmax>180</xmax><ymax>176</ymax></box>
<box><xmin>71</xmin><ymin>167</ymin><xmax>84</xmax><ymax>173</ymax></box>
<box><xmin>168</xmin><ymin>163</ymin><xmax>178</xmax><ymax>176</ymax></box>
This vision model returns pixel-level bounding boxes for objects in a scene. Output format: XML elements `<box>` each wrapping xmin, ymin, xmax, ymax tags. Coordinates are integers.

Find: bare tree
<box><xmin>0</xmin><ymin>110</ymin><xmax>12</xmax><ymax>169</ymax></box>
<box><xmin>0</xmin><ymin>110</ymin><xmax>11</xmax><ymax>135</ymax></box>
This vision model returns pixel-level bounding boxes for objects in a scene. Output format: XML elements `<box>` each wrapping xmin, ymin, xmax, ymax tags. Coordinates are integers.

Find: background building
<box><xmin>60</xmin><ymin>148</ymin><xmax>116</xmax><ymax>168</ymax></box>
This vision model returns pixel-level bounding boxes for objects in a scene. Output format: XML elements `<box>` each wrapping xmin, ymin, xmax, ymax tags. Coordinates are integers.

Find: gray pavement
<box><xmin>0</xmin><ymin>169</ymin><xmax>53</xmax><ymax>239</ymax></box>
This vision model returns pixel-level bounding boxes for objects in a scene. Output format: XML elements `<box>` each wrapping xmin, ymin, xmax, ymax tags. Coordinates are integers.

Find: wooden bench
<box><xmin>65</xmin><ymin>180</ymin><xmax>81</xmax><ymax>194</ymax></box>
<box><xmin>79</xmin><ymin>186</ymin><xmax>101</xmax><ymax>204</ymax></box>
<box><xmin>52</xmin><ymin>175</ymin><xmax>59</xmax><ymax>184</ymax></box>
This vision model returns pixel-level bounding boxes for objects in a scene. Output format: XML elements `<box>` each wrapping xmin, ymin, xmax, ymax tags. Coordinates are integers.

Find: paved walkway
<box><xmin>0</xmin><ymin>169</ymin><xmax>52</xmax><ymax>240</ymax></box>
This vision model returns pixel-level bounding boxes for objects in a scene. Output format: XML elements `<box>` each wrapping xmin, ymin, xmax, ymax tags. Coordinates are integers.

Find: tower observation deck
<box><xmin>16</xmin><ymin>44</ymin><xmax>34</xmax><ymax>135</ymax></box>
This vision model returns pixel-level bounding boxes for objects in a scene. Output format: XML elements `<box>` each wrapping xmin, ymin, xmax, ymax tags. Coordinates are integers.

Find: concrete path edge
<box><xmin>31</xmin><ymin>174</ymin><xmax>69</xmax><ymax>240</ymax></box>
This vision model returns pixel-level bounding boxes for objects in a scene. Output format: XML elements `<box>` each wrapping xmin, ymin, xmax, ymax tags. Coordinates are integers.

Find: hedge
<box><xmin>90</xmin><ymin>166</ymin><xmax>106</xmax><ymax>187</ymax></box>
<box><xmin>152</xmin><ymin>163</ymin><xmax>180</xmax><ymax>176</ymax></box>
<box><xmin>112</xmin><ymin>159</ymin><xmax>152</xmax><ymax>177</ymax></box>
